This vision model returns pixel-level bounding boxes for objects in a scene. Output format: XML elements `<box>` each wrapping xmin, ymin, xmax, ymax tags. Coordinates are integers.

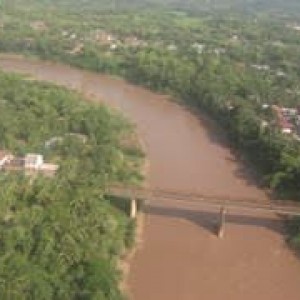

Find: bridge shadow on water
<box><xmin>146</xmin><ymin>204</ymin><xmax>285</xmax><ymax>236</ymax></box>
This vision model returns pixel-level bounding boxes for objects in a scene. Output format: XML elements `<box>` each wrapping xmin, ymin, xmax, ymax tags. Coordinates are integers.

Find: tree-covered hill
<box><xmin>0</xmin><ymin>72</ymin><xmax>143</xmax><ymax>299</ymax></box>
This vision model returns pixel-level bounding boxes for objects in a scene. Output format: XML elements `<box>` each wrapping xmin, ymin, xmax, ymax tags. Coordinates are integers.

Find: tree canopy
<box><xmin>0</xmin><ymin>72</ymin><xmax>143</xmax><ymax>299</ymax></box>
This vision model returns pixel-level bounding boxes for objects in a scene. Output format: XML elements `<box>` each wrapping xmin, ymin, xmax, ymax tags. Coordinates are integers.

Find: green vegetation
<box><xmin>0</xmin><ymin>72</ymin><xmax>143</xmax><ymax>299</ymax></box>
<box><xmin>1</xmin><ymin>0</ymin><xmax>300</xmax><ymax>291</ymax></box>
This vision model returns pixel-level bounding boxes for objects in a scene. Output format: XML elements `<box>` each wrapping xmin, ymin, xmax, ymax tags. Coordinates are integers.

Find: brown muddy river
<box><xmin>1</xmin><ymin>54</ymin><xmax>300</xmax><ymax>300</ymax></box>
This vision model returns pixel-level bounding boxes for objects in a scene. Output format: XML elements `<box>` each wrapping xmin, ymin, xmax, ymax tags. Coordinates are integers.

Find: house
<box><xmin>279</xmin><ymin>118</ymin><xmax>293</xmax><ymax>134</ymax></box>
<box><xmin>167</xmin><ymin>44</ymin><xmax>177</xmax><ymax>51</ymax></box>
<box><xmin>192</xmin><ymin>43</ymin><xmax>205</xmax><ymax>54</ymax></box>
<box><xmin>0</xmin><ymin>151</ymin><xmax>13</xmax><ymax>169</ymax></box>
<box><xmin>280</xmin><ymin>120</ymin><xmax>293</xmax><ymax>134</ymax></box>
<box><xmin>94</xmin><ymin>30</ymin><xmax>116</xmax><ymax>45</ymax></box>
<box><xmin>30</xmin><ymin>21</ymin><xmax>47</xmax><ymax>31</ymax></box>
<box><xmin>262</xmin><ymin>103</ymin><xmax>270</xmax><ymax>110</ymax></box>
<box><xmin>214</xmin><ymin>48</ymin><xmax>226</xmax><ymax>55</ymax></box>
<box><xmin>282</xmin><ymin>107</ymin><xmax>297</xmax><ymax>116</ymax></box>
<box><xmin>276</xmin><ymin>71</ymin><xmax>286</xmax><ymax>77</ymax></box>
<box><xmin>70</xmin><ymin>33</ymin><xmax>77</xmax><ymax>40</ymax></box>
<box><xmin>287</xmin><ymin>23</ymin><xmax>300</xmax><ymax>31</ymax></box>
<box><xmin>260</xmin><ymin>120</ymin><xmax>269</xmax><ymax>128</ymax></box>
<box><xmin>24</xmin><ymin>154</ymin><xmax>44</xmax><ymax>170</ymax></box>
<box><xmin>40</xmin><ymin>163</ymin><xmax>59</xmax><ymax>174</ymax></box>
<box><xmin>230</xmin><ymin>35</ymin><xmax>239</xmax><ymax>42</ymax></box>
<box><xmin>4</xmin><ymin>157</ymin><xmax>24</xmax><ymax>171</ymax></box>
<box><xmin>110</xmin><ymin>43</ymin><xmax>118</xmax><ymax>50</ymax></box>
<box><xmin>1</xmin><ymin>151</ymin><xmax>59</xmax><ymax>176</ymax></box>
<box><xmin>69</xmin><ymin>43</ymin><xmax>84</xmax><ymax>55</ymax></box>
<box><xmin>272</xmin><ymin>105</ymin><xmax>294</xmax><ymax>134</ymax></box>
<box><xmin>251</xmin><ymin>64</ymin><xmax>270</xmax><ymax>71</ymax></box>
<box><xmin>124</xmin><ymin>36</ymin><xmax>146</xmax><ymax>47</ymax></box>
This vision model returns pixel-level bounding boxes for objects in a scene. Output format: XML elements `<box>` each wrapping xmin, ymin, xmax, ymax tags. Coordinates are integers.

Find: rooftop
<box><xmin>0</xmin><ymin>151</ymin><xmax>11</xmax><ymax>161</ymax></box>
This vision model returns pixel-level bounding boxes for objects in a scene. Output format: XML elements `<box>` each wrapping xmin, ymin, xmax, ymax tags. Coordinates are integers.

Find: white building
<box><xmin>110</xmin><ymin>43</ymin><xmax>118</xmax><ymax>50</ymax></box>
<box><xmin>24</xmin><ymin>154</ymin><xmax>44</xmax><ymax>170</ymax></box>
<box><xmin>40</xmin><ymin>163</ymin><xmax>59</xmax><ymax>173</ymax></box>
<box><xmin>0</xmin><ymin>151</ymin><xmax>13</xmax><ymax>169</ymax></box>
<box><xmin>167</xmin><ymin>44</ymin><xmax>177</xmax><ymax>51</ymax></box>
<box><xmin>282</xmin><ymin>127</ymin><xmax>293</xmax><ymax>134</ymax></box>
<box><xmin>192</xmin><ymin>43</ymin><xmax>205</xmax><ymax>54</ymax></box>
<box><xmin>251</xmin><ymin>64</ymin><xmax>270</xmax><ymax>71</ymax></box>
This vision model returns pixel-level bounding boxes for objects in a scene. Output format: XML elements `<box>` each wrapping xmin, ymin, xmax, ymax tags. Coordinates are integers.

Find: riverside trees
<box><xmin>0</xmin><ymin>72</ymin><xmax>143</xmax><ymax>299</ymax></box>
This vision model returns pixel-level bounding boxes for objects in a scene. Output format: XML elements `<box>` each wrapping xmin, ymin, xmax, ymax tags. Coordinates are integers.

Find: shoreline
<box><xmin>119</xmin><ymin>135</ymin><xmax>150</xmax><ymax>298</ymax></box>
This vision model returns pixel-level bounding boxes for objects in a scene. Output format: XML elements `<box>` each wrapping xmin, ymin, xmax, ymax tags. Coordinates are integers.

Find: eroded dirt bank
<box><xmin>1</xmin><ymin>54</ymin><xmax>300</xmax><ymax>300</ymax></box>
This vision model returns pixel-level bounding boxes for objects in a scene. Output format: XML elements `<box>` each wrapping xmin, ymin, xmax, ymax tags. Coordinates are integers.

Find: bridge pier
<box><xmin>217</xmin><ymin>207</ymin><xmax>226</xmax><ymax>239</ymax></box>
<box><xmin>130</xmin><ymin>198</ymin><xmax>137</xmax><ymax>219</ymax></box>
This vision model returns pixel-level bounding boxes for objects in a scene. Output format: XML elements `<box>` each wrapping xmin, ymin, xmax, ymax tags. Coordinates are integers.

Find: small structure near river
<box><xmin>0</xmin><ymin>151</ymin><xmax>59</xmax><ymax>176</ymax></box>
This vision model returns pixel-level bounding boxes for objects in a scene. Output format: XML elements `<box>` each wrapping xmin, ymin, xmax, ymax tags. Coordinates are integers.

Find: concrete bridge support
<box><xmin>218</xmin><ymin>207</ymin><xmax>226</xmax><ymax>239</ymax></box>
<box><xmin>130</xmin><ymin>198</ymin><xmax>137</xmax><ymax>219</ymax></box>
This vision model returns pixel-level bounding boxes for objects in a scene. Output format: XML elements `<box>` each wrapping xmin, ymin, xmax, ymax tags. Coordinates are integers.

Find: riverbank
<box><xmin>0</xmin><ymin>70</ymin><xmax>140</xmax><ymax>299</ymax></box>
<box><xmin>118</xmin><ymin>133</ymin><xmax>150</xmax><ymax>296</ymax></box>
<box><xmin>1</xmin><ymin>54</ymin><xmax>300</xmax><ymax>300</ymax></box>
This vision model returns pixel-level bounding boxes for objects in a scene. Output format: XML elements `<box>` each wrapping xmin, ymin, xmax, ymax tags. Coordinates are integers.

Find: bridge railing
<box><xmin>106</xmin><ymin>185</ymin><xmax>300</xmax><ymax>217</ymax></box>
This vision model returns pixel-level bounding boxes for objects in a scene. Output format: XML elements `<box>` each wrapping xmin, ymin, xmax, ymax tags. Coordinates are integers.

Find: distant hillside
<box><xmin>9</xmin><ymin>0</ymin><xmax>300</xmax><ymax>15</ymax></box>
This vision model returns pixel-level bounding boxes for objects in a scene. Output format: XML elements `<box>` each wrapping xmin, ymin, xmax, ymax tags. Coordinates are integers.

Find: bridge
<box><xmin>106</xmin><ymin>185</ymin><xmax>300</xmax><ymax>238</ymax></box>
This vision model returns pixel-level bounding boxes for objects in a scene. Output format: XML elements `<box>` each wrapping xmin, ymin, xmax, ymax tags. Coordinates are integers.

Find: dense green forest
<box><xmin>0</xmin><ymin>72</ymin><xmax>143</xmax><ymax>299</ymax></box>
<box><xmin>1</xmin><ymin>0</ymin><xmax>300</xmax><ymax>292</ymax></box>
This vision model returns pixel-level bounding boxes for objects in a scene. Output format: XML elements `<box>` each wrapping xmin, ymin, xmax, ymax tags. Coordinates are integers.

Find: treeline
<box><xmin>0</xmin><ymin>72</ymin><xmax>143</xmax><ymax>299</ymax></box>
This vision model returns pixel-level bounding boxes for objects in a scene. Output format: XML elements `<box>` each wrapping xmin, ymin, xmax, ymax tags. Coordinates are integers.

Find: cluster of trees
<box><xmin>0</xmin><ymin>72</ymin><xmax>143</xmax><ymax>299</ymax></box>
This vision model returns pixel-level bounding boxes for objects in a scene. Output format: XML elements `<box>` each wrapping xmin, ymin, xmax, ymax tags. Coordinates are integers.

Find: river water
<box><xmin>1</xmin><ymin>54</ymin><xmax>300</xmax><ymax>300</ymax></box>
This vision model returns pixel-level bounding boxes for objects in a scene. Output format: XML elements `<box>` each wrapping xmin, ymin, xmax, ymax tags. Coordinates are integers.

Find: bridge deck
<box><xmin>107</xmin><ymin>186</ymin><xmax>300</xmax><ymax>217</ymax></box>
